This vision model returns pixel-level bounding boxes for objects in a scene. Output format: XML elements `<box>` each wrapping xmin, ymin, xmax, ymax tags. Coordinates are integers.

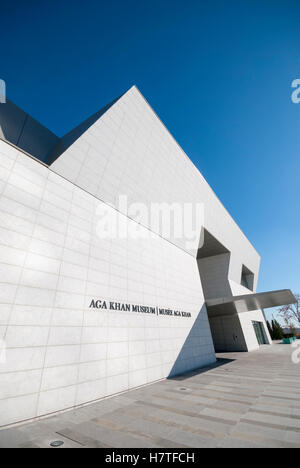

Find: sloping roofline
<box><xmin>0</xmin><ymin>85</ymin><xmax>260</xmax><ymax>256</ymax></box>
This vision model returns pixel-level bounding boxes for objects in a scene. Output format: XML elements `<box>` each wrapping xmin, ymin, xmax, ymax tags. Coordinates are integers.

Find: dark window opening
<box><xmin>241</xmin><ymin>264</ymin><xmax>254</xmax><ymax>291</ymax></box>
<box><xmin>252</xmin><ymin>321</ymin><xmax>268</xmax><ymax>345</ymax></box>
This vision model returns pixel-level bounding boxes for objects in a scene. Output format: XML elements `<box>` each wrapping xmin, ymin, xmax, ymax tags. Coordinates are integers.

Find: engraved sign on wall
<box><xmin>89</xmin><ymin>299</ymin><xmax>192</xmax><ymax>318</ymax></box>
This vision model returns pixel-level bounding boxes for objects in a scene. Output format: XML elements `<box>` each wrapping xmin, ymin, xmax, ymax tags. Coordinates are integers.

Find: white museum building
<box><xmin>0</xmin><ymin>86</ymin><xmax>295</xmax><ymax>427</ymax></box>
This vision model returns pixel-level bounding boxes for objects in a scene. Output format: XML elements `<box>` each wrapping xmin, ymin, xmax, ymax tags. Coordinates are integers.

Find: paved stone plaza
<box><xmin>0</xmin><ymin>342</ymin><xmax>299</xmax><ymax>448</ymax></box>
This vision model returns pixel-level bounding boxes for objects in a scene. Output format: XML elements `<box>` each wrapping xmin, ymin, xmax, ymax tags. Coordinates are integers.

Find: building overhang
<box><xmin>206</xmin><ymin>289</ymin><xmax>296</xmax><ymax>318</ymax></box>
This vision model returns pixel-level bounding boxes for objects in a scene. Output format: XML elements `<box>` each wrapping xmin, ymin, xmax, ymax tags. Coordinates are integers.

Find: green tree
<box><xmin>270</xmin><ymin>319</ymin><xmax>284</xmax><ymax>340</ymax></box>
<box><xmin>267</xmin><ymin>320</ymin><xmax>273</xmax><ymax>339</ymax></box>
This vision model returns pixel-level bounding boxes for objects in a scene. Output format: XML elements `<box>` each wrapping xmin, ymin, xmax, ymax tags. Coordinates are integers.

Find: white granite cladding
<box><xmin>0</xmin><ymin>140</ymin><xmax>215</xmax><ymax>427</ymax></box>
<box><xmin>229</xmin><ymin>281</ymin><xmax>272</xmax><ymax>351</ymax></box>
<box><xmin>51</xmin><ymin>86</ymin><xmax>261</xmax><ymax>289</ymax></box>
<box><xmin>206</xmin><ymin>278</ymin><xmax>271</xmax><ymax>352</ymax></box>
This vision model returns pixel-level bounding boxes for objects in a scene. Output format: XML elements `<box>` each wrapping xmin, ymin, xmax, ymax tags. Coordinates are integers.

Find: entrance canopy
<box><xmin>206</xmin><ymin>289</ymin><xmax>296</xmax><ymax>318</ymax></box>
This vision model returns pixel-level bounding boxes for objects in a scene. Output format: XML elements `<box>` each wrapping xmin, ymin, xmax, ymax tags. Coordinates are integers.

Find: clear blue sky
<box><xmin>1</xmin><ymin>0</ymin><xmax>299</xmax><ymax>322</ymax></box>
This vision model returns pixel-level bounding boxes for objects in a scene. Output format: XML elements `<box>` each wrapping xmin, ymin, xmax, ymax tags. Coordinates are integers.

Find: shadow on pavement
<box><xmin>168</xmin><ymin>357</ymin><xmax>235</xmax><ymax>381</ymax></box>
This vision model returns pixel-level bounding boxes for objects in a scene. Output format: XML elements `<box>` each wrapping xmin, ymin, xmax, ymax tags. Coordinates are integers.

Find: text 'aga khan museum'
<box><xmin>0</xmin><ymin>86</ymin><xmax>295</xmax><ymax>427</ymax></box>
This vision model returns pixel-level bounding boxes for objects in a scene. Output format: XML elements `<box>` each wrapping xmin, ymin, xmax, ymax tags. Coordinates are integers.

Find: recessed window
<box><xmin>241</xmin><ymin>265</ymin><xmax>254</xmax><ymax>291</ymax></box>
<box><xmin>252</xmin><ymin>321</ymin><xmax>268</xmax><ymax>345</ymax></box>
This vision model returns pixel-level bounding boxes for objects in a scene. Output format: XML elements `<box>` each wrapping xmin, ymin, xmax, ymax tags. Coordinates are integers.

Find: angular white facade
<box><xmin>0</xmin><ymin>86</ymin><xmax>290</xmax><ymax>428</ymax></box>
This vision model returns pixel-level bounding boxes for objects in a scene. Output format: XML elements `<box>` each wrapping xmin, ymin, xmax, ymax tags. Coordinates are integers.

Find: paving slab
<box><xmin>0</xmin><ymin>342</ymin><xmax>300</xmax><ymax>448</ymax></box>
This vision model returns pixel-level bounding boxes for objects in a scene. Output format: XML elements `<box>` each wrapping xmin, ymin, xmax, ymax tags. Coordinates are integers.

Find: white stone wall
<box><xmin>197</xmin><ymin>255</ymin><xmax>271</xmax><ymax>352</ymax></box>
<box><xmin>0</xmin><ymin>140</ymin><xmax>215</xmax><ymax>427</ymax></box>
<box><xmin>197</xmin><ymin>253</ymin><xmax>232</xmax><ymax>300</ymax></box>
<box><xmin>238</xmin><ymin>310</ymin><xmax>271</xmax><ymax>351</ymax></box>
<box><xmin>0</xmin><ymin>86</ymin><xmax>273</xmax><ymax>427</ymax></box>
<box><xmin>208</xmin><ymin>315</ymin><xmax>247</xmax><ymax>352</ymax></box>
<box><xmin>51</xmin><ymin>86</ymin><xmax>261</xmax><ymax>287</ymax></box>
<box><xmin>230</xmin><ymin>281</ymin><xmax>272</xmax><ymax>351</ymax></box>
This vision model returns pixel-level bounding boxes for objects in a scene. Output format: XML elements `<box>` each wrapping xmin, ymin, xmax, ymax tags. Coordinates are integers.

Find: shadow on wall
<box><xmin>0</xmin><ymin>99</ymin><xmax>59</xmax><ymax>164</ymax></box>
<box><xmin>167</xmin><ymin>305</ymin><xmax>217</xmax><ymax>378</ymax></box>
<box><xmin>0</xmin><ymin>93</ymin><xmax>123</xmax><ymax>165</ymax></box>
<box><xmin>196</xmin><ymin>229</ymin><xmax>248</xmax><ymax>352</ymax></box>
<box><xmin>208</xmin><ymin>314</ymin><xmax>248</xmax><ymax>352</ymax></box>
<box><xmin>197</xmin><ymin>253</ymin><xmax>232</xmax><ymax>300</ymax></box>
